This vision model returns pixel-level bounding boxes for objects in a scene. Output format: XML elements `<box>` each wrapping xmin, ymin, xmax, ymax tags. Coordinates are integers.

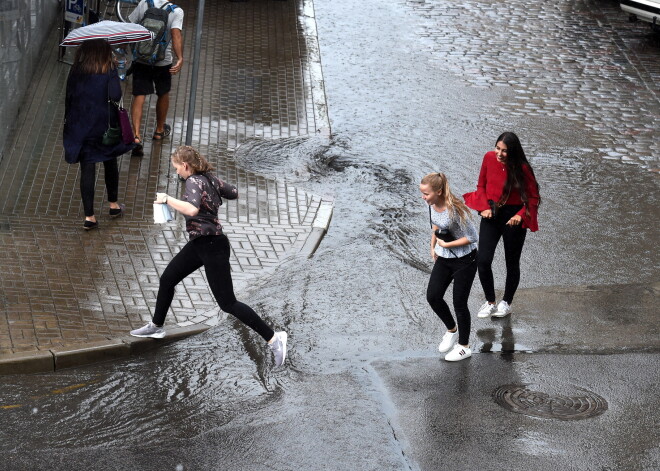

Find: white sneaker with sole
<box><xmin>130</xmin><ymin>322</ymin><xmax>165</xmax><ymax>338</ymax></box>
<box><xmin>269</xmin><ymin>331</ymin><xmax>288</xmax><ymax>367</ymax></box>
<box><xmin>492</xmin><ymin>300</ymin><xmax>512</xmax><ymax>317</ymax></box>
<box><xmin>477</xmin><ymin>301</ymin><xmax>497</xmax><ymax>318</ymax></box>
<box><xmin>438</xmin><ymin>330</ymin><xmax>458</xmax><ymax>353</ymax></box>
<box><xmin>445</xmin><ymin>344</ymin><xmax>472</xmax><ymax>362</ymax></box>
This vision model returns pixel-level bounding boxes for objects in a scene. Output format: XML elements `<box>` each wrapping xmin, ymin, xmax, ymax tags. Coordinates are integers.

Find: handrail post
<box><xmin>185</xmin><ymin>0</ymin><xmax>205</xmax><ymax>146</ymax></box>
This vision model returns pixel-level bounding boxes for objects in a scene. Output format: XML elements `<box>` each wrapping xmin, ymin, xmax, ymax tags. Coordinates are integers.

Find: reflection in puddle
<box><xmin>0</xmin><ymin>329</ymin><xmax>295</xmax><ymax>449</ymax></box>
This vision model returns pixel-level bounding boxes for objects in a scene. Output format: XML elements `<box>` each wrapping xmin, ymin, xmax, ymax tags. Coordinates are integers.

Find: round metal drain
<box><xmin>493</xmin><ymin>383</ymin><xmax>608</xmax><ymax>421</ymax></box>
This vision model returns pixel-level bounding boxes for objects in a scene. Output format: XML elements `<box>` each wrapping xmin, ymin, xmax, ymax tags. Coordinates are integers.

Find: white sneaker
<box><xmin>492</xmin><ymin>300</ymin><xmax>512</xmax><ymax>317</ymax></box>
<box><xmin>477</xmin><ymin>301</ymin><xmax>497</xmax><ymax>318</ymax></box>
<box><xmin>445</xmin><ymin>344</ymin><xmax>472</xmax><ymax>362</ymax></box>
<box><xmin>438</xmin><ymin>330</ymin><xmax>458</xmax><ymax>353</ymax></box>
<box><xmin>269</xmin><ymin>331</ymin><xmax>288</xmax><ymax>367</ymax></box>
<box><xmin>130</xmin><ymin>322</ymin><xmax>165</xmax><ymax>338</ymax></box>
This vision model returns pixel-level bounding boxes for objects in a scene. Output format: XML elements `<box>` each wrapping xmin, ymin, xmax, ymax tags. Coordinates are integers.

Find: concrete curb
<box><xmin>300</xmin><ymin>200</ymin><xmax>333</xmax><ymax>258</ymax></box>
<box><xmin>0</xmin><ymin>324</ymin><xmax>210</xmax><ymax>375</ymax></box>
<box><xmin>302</xmin><ymin>0</ymin><xmax>332</xmax><ymax>138</ymax></box>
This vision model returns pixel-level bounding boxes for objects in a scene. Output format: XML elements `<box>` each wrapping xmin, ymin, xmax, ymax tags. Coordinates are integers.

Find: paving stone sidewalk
<box><xmin>0</xmin><ymin>0</ymin><xmax>332</xmax><ymax>373</ymax></box>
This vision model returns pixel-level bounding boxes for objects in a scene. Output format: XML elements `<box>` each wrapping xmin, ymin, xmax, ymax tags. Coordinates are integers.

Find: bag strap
<box><xmin>106</xmin><ymin>76</ymin><xmax>122</xmax><ymax>125</ymax></box>
<box><xmin>107</xmin><ymin>80</ymin><xmax>112</xmax><ymax>128</ymax></box>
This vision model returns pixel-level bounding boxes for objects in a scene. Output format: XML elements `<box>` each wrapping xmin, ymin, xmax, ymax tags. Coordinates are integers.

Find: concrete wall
<box><xmin>0</xmin><ymin>0</ymin><xmax>60</xmax><ymax>162</ymax></box>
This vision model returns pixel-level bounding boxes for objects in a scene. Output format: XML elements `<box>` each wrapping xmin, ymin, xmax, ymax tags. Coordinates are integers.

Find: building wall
<box><xmin>0</xmin><ymin>0</ymin><xmax>60</xmax><ymax>162</ymax></box>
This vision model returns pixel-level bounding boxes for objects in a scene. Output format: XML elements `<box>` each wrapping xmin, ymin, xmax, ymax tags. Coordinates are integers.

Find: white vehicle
<box><xmin>621</xmin><ymin>0</ymin><xmax>660</xmax><ymax>30</ymax></box>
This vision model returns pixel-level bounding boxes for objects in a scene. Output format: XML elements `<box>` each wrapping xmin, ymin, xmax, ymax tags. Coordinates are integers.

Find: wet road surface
<box><xmin>1</xmin><ymin>0</ymin><xmax>659</xmax><ymax>469</ymax></box>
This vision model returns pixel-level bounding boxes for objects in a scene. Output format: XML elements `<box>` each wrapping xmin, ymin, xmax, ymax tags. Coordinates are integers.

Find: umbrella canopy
<box><xmin>60</xmin><ymin>20</ymin><xmax>153</xmax><ymax>46</ymax></box>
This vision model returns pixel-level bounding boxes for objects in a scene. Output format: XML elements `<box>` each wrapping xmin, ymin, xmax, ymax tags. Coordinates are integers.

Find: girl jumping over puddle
<box><xmin>130</xmin><ymin>146</ymin><xmax>287</xmax><ymax>367</ymax></box>
<box><xmin>420</xmin><ymin>173</ymin><xmax>478</xmax><ymax>361</ymax></box>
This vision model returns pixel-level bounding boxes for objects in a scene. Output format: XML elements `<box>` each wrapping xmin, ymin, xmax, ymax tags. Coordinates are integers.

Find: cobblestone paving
<box><xmin>0</xmin><ymin>0</ymin><xmax>330</xmax><ymax>354</ymax></box>
<box><xmin>404</xmin><ymin>0</ymin><xmax>660</xmax><ymax>169</ymax></box>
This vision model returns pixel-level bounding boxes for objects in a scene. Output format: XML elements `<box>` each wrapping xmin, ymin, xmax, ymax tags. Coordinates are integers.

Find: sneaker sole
<box><xmin>445</xmin><ymin>353</ymin><xmax>472</xmax><ymax>362</ymax></box>
<box><xmin>477</xmin><ymin>312</ymin><xmax>493</xmax><ymax>318</ymax></box>
<box><xmin>491</xmin><ymin>311</ymin><xmax>512</xmax><ymax>318</ymax></box>
<box><xmin>130</xmin><ymin>332</ymin><xmax>166</xmax><ymax>339</ymax></box>
<box><xmin>278</xmin><ymin>332</ymin><xmax>288</xmax><ymax>366</ymax></box>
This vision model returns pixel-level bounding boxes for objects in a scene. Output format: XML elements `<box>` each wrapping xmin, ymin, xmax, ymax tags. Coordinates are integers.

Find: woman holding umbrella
<box><xmin>63</xmin><ymin>38</ymin><xmax>134</xmax><ymax>230</ymax></box>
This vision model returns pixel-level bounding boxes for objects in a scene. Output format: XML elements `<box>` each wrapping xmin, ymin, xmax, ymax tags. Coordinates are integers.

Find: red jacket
<box><xmin>463</xmin><ymin>151</ymin><xmax>540</xmax><ymax>232</ymax></box>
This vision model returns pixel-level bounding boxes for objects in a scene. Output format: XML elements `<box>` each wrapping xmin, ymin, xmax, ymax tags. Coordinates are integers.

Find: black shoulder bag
<box><xmin>101</xmin><ymin>81</ymin><xmax>121</xmax><ymax>146</ymax></box>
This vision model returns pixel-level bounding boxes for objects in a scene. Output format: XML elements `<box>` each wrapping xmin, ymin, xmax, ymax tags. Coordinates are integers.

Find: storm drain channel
<box><xmin>493</xmin><ymin>384</ymin><xmax>608</xmax><ymax>421</ymax></box>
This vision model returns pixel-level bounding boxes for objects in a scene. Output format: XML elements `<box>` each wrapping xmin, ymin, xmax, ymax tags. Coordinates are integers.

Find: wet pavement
<box><xmin>0</xmin><ymin>0</ymin><xmax>659</xmax><ymax>469</ymax></box>
<box><xmin>0</xmin><ymin>0</ymin><xmax>331</xmax><ymax>371</ymax></box>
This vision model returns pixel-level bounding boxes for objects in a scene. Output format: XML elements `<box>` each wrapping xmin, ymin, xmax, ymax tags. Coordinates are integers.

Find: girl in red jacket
<box><xmin>463</xmin><ymin>132</ymin><xmax>540</xmax><ymax>318</ymax></box>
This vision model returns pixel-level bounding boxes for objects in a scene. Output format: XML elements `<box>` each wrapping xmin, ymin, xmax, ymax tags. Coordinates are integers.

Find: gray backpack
<box><xmin>133</xmin><ymin>0</ymin><xmax>178</xmax><ymax>65</ymax></box>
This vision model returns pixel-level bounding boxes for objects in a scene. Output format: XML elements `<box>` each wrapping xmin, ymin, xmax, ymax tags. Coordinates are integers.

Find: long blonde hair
<box><xmin>172</xmin><ymin>146</ymin><xmax>215</xmax><ymax>174</ymax></box>
<box><xmin>421</xmin><ymin>172</ymin><xmax>472</xmax><ymax>226</ymax></box>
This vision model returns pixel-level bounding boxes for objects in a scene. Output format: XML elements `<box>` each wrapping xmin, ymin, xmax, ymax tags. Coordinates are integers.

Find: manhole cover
<box><xmin>493</xmin><ymin>383</ymin><xmax>608</xmax><ymax>421</ymax></box>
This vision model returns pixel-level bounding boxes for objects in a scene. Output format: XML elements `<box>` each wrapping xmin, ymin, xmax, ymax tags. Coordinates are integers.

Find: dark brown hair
<box><xmin>71</xmin><ymin>39</ymin><xmax>115</xmax><ymax>75</ymax></box>
<box><xmin>495</xmin><ymin>132</ymin><xmax>540</xmax><ymax>213</ymax></box>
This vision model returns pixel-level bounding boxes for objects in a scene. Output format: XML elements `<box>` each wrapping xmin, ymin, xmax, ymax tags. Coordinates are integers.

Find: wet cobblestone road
<box><xmin>405</xmin><ymin>0</ymin><xmax>659</xmax><ymax>170</ymax></box>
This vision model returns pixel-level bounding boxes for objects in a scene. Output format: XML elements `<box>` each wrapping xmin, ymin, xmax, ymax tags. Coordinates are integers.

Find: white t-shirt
<box><xmin>129</xmin><ymin>0</ymin><xmax>184</xmax><ymax>66</ymax></box>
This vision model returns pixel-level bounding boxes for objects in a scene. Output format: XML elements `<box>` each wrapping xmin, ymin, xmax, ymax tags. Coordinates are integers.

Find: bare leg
<box><xmin>154</xmin><ymin>93</ymin><xmax>169</xmax><ymax>134</ymax></box>
<box><xmin>131</xmin><ymin>94</ymin><xmax>146</xmax><ymax>140</ymax></box>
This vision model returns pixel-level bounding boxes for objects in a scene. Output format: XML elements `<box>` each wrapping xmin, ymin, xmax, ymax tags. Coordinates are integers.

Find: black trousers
<box><xmin>426</xmin><ymin>250</ymin><xmax>477</xmax><ymax>346</ymax></box>
<box><xmin>477</xmin><ymin>205</ymin><xmax>527</xmax><ymax>304</ymax></box>
<box><xmin>153</xmin><ymin>234</ymin><xmax>274</xmax><ymax>341</ymax></box>
<box><xmin>80</xmin><ymin>158</ymin><xmax>119</xmax><ymax>217</ymax></box>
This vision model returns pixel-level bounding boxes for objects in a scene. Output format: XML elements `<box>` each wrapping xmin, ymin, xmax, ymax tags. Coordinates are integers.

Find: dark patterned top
<box><xmin>182</xmin><ymin>172</ymin><xmax>238</xmax><ymax>239</ymax></box>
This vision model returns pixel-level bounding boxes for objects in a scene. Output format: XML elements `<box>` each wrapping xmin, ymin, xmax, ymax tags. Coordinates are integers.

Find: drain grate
<box><xmin>493</xmin><ymin>383</ymin><xmax>608</xmax><ymax>421</ymax></box>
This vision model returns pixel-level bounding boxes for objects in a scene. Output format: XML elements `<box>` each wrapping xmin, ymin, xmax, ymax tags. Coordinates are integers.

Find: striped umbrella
<box><xmin>60</xmin><ymin>20</ymin><xmax>153</xmax><ymax>46</ymax></box>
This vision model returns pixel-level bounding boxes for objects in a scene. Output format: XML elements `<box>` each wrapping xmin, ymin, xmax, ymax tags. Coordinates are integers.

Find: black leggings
<box><xmin>80</xmin><ymin>158</ymin><xmax>119</xmax><ymax>217</ymax></box>
<box><xmin>426</xmin><ymin>250</ymin><xmax>477</xmax><ymax>346</ymax></box>
<box><xmin>477</xmin><ymin>205</ymin><xmax>527</xmax><ymax>304</ymax></box>
<box><xmin>153</xmin><ymin>234</ymin><xmax>274</xmax><ymax>341</ymax></box>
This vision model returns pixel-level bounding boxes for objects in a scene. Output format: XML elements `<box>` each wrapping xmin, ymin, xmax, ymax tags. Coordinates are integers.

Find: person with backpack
<box><xmin>128</xmin><ymin>0</ymin><xmax>184</xmax><ymax>157</ymax></box>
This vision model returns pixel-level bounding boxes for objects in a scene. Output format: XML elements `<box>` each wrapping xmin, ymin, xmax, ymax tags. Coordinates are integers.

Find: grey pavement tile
<box><xmin>0</xmin><ymin>0</ymin><xmax>332</xmax><ymax>366</ymax></box>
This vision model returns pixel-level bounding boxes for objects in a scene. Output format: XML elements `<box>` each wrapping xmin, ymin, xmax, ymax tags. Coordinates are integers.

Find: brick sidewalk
<box><xmin>0</xmin><ymin>0</ymin><xmax>331</xmax><ymax>372</ymax></box>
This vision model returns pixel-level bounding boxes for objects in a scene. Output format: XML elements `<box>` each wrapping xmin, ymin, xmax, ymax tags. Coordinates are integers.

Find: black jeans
<box><xmin>80</xmin><ymin>158</ymin><xmax>119</xmax><ymax>217</ymax></box>
<box><xmin>153</xmin><ymin>234</ymin><xmax>274</xmax><ymax>341</ymax></box>
<box><xmin>477</xmin><ymin>204</ymin><xmax>527</xmax><ymax>304</ymax></box>
<box><xmin>426</xmin><ymin>249</ymin><xmax>477</xmax><ymax>346</ymax></box>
